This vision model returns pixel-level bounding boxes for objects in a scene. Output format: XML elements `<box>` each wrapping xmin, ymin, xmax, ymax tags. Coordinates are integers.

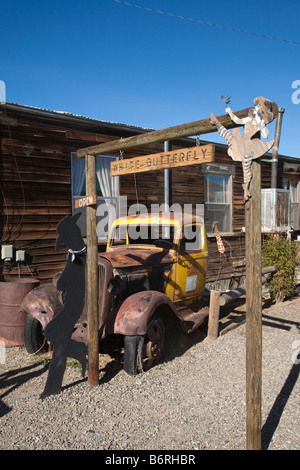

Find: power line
<box><xmin>111</xmin><ymin>0</ymin><xmax>300</xmax><ymax>45</ymax></box>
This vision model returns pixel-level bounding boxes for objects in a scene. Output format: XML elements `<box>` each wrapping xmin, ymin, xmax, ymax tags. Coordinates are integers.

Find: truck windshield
<box><xmin>110</xmin><ymin>224</ymin><xmax>176</xmax><ymax>247</ymax></box>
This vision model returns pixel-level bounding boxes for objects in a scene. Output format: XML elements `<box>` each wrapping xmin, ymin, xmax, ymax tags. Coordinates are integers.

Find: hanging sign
<box><xmin>75</xmin><ymin>195</ymin><xmax>97</xmax><ymax>209</ymax></box>
<box><xmin>110</xmin><ymin>144</ymin><xmax>215</xmax><ymax>176</ymax></box>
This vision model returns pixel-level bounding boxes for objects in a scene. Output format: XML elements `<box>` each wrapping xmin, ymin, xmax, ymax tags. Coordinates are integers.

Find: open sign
<box><xmin>75</xmin><ymin>195</ymin><xmax>97</xmax><ymax>209</ymax></box>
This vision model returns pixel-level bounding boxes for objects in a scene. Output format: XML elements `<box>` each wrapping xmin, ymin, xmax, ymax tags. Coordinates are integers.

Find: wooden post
<box><xmin>85</xmin><ymin>153</ymin><xmax>99</xmax><ymax>387</ymax></box>
<box><xmin>245</xmin><ymin>159</ymin><xmax>262</xmax><ymax>450</ymax></box>
<box><xmin>208</xmin><ymin>290</ymin><xmax>220</xmax><ymax>340</ymax></box>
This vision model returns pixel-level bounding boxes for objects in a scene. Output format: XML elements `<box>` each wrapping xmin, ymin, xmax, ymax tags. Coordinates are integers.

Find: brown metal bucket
<box><xmin>0</xmin><ymin>278</ymin><xmax>40</xmax><ymax>347</ymax></box>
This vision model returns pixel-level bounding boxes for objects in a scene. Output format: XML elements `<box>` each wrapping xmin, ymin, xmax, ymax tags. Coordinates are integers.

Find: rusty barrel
<box><xmin>0</xmin><ymin>278</ymin><xmax>39</xmax><ymax>347</ymax></box>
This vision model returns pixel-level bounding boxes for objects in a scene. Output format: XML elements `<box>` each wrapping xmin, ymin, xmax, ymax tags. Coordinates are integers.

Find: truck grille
<box><xmin>98</xmin><ymin>257</ymin><xmax>113</xmax><ymax>327</ymax></box>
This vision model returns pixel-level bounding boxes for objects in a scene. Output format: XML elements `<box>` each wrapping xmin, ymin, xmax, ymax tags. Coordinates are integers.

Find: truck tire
<box><xmin>123</xmin><ymin>335</ymin><xmax>142</xmax><ymax>375</ymax></box>
<box><xmin>123</xmin><ymin>314</ymin><xmax>165</xmax><ymax>375</ymax></box>
<box><xmin>24</xmin><ymin>315</ymin><xmax>46</xmax><ymax>354</ymax></box>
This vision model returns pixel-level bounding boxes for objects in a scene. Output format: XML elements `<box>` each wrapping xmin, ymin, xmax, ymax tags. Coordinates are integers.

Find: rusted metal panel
<box><xmin>176</xmin><ymin>305</ymin><xmax>209</xmax><ymax>334</ymax></box>
<box><xmin>19</xmin><ymin>283</ymin><xmax>62</xmax><ymax>330</ymax></box>
<box><xmin>101</xmin><ymin>290</ymin><xmax>209</xmax><ymax>337</ymax></box>
<box><xmin>100</xmin><ymin>247</ymin><xmax>174</xmax><ymax>268</ymax></box>
<box><xmin>101</xmin><ymin>290</ymin><xmax>177</xmax><ymax>337</ymax></box>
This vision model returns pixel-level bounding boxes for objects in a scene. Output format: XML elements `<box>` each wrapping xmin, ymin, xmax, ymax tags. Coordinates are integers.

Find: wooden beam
<box><xmin>85</xmin><ymin>153</ymin><xmax>99</xmax><ymax>387</ymax></box>
<box><xmin>76</xmin><ymin>109</ymin><xmax>249</xmax><ymax>158</ymax></box>
<box><xmin>219</xmin><ymin>267</ymin><xmax>276</xmax><ymax>307</ymax></box>
<box><xmin>208</xmin><ymin>290</ymin><xmax>220</xmax><ymax>340</ymax></box>
<box><xmin>245</xmin><ymin>158</ymin><xmax>262</xmax><ymax>450</ymax></box>
<box><xmin>219</xmin><ymin>287</ymin><xmax>246</xmax><ymax>307</ymax></box>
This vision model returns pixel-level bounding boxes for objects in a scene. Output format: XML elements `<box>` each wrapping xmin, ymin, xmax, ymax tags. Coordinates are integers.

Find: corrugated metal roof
<box><xmin>2</xmin><ymin>101</ymin><xmax>155</xmax><ymax>132</ymax></box>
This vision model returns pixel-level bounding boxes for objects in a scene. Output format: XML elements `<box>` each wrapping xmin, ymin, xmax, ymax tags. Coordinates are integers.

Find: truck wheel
<box><xmin>123</xmin><ymin>314</ymin><xmax>165</xmax><ymax>375</ymax></box>
<box><xmin>24</xmin><ymin>315</ymin><xmax>47</xmax><ymax>354</ymax></box>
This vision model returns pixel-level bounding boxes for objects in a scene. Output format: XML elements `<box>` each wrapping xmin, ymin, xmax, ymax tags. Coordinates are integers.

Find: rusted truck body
<box><xmin>21</xmin><ymin>212</ymin><xmax>209</xmax><ymax>374</ymax></box>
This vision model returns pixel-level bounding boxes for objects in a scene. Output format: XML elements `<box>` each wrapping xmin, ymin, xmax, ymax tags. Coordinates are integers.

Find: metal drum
<box><xmin>0</xmin><ymin>278</ymin><xmax>39</xmax><ymax>346</ymax></box>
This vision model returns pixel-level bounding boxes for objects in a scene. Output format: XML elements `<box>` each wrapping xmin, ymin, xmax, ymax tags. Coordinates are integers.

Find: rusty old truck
<box><xmin>21</xmin><ymin>212</ymin><xmax>209</xmax><ymax>375</ymax></box>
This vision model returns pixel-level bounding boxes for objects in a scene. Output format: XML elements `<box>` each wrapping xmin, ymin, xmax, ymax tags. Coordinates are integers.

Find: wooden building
<box><xmin>1</xmin><ymin>102</ymin><xmax>299</xmax><ymax>289</ymax></box>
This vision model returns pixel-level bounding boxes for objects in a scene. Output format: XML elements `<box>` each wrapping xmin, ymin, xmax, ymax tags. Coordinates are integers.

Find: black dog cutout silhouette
<box><xmin>40</xmin><ymin>213</ymin><xmax>88</xmax><ymax>399</ymax></box>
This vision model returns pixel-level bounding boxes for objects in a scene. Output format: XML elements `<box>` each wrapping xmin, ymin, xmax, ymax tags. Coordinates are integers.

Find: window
<box><xmin>289</xmin><ymin>181</ymin><xmax>299</xmax><ymax>229</ymax></box>
<box><xmin>203</xmin><ymin>163</ymin><xmax>234</xmax><ymax>234</ymax></box>
<box><xmin>283</xmin><ymin>162</ymin><xmax>300</xmax><ymax>230</ymax></box>
<box><xmin>71</xmin><ymin>153</ymin><xmax>119</xmax><ymax>240</ymax></box>
<box><xmin>261</xmin><ymin>189</ymin><xmax>290</xmax><ymax>232</ymax></box>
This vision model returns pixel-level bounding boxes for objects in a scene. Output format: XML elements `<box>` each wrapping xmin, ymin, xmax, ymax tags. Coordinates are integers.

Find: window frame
<box><xmin>288</xmin><ymin>179</ymin><xmax>300</xmax><ymax>230</ymax></box>
<box><xmin>71</xmin><ymin>152</ymin><xmax>119</xmax><ymax>241</ymax></box>
<box><xmin>203</xmin><ymin>163</ymin><xmax>234</xmax><ymax>235</ymax></box>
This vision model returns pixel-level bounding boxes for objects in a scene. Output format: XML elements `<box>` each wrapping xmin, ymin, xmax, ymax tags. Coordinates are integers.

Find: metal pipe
<box><xmin>271</xmin><ymin>108</ymin><xmax>285</xmax><ymax>188</ymax></box>
<box><xmin>164</xmin><ymin>141</ymin><xmax>170</xmax><ymax>211</ymax></box>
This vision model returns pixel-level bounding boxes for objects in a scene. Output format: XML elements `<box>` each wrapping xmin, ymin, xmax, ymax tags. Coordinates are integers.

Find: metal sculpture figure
<box><xmin>211</xmin><ymin>97</ymin><xmax>278</xmax><ymax>201</ymax></box>
<box><xmin>212</xmin><ymin>221</ymin><xmax>225</xmax><ymax>254</ymax></box>
<box><xmin>40</xmin><ymin>213</ymin><xmax>87</xmax><ymax>399</ymax></box>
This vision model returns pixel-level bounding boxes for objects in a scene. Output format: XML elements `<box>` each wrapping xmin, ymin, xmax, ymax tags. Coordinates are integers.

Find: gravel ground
<box><xmin>0</xmin><ymin>296</ymin><xmax>299</xmax><ymax>451</ymax></box>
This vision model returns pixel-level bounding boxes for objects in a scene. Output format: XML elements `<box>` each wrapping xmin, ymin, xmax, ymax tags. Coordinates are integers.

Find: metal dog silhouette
<box><xmin>40</xmin><ymin>213</ymin><xmax>87</xmax><ymax>399</ymax></box>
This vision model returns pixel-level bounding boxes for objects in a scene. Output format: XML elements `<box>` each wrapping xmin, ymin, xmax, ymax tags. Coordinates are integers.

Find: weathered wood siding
<box><xmin>1</xmin><ymin>114</ymin><xmax>72</xmax><ymax>281</ymax></box>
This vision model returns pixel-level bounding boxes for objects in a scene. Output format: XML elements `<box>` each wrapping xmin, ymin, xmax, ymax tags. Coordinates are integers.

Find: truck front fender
<box><xmin>102</xmin><ymin>290</ymin><xmax>177</xmax><ymax>337</ymax></box>
<box><xmin>20</xmin><ymin>284</ymin><xmax>63</xmax><ymax>331</ymax></box>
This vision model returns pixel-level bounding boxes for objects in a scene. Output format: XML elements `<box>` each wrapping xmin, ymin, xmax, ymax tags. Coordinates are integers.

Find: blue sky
<box><xmin>1</xmin><ymin>0</ymin><xmax>299</xmax><ymax>157</ymax></box>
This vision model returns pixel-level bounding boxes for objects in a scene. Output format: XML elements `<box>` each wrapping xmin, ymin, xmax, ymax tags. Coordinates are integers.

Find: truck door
<box><xmin>173</xmin><ymin>222</ymin><xmax>208</xmax><ymax>303</ymax></box>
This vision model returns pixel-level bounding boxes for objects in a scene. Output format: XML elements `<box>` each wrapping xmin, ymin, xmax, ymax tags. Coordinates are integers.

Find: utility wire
<box><xmin>111</xmin><ymin>0</ymin><xmax>300</xmax><ymax>45</ymax></box>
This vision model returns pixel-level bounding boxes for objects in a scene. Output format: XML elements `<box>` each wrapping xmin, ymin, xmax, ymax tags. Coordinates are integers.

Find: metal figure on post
<box><xmin>40</xmin><ymin>213</ymin><xmax>87</xmax><ymax>399</ymax></box>
<box><xmin>211</xmin><ymin>97</ymin><xmax>278</xmax><ymax>201</ymax></box>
